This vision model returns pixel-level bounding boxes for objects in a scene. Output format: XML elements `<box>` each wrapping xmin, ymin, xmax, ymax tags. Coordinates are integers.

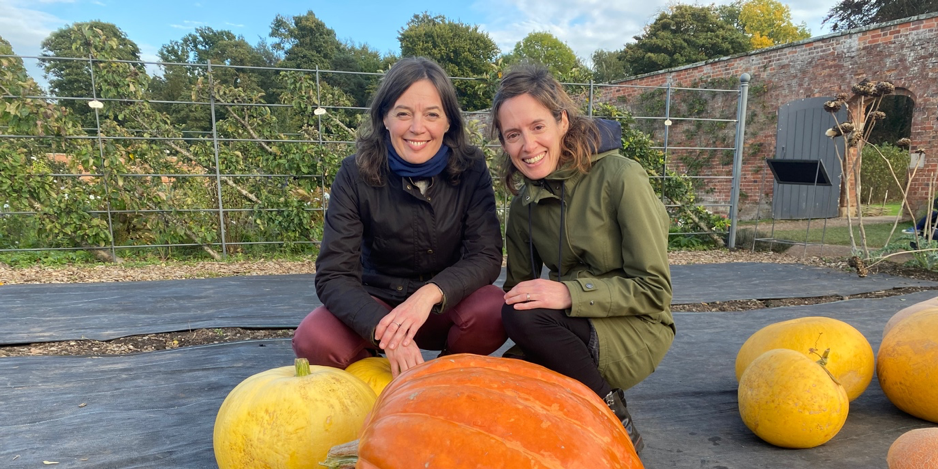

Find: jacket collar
<box><xmin>519</xmin><ymin>150</ymin><xmax>615</xmax><ymax>206</ymax></box>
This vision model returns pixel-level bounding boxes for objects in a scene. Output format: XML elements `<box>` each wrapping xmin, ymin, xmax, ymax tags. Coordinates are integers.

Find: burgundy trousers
<box><xmin>292</xmin><ymin>284</ymin><xmax>507</xmax><ymax>369</ymax></box>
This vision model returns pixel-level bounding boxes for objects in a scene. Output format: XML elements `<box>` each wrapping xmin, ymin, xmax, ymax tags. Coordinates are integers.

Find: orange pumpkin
<box><xmin>877</xmin><ymin>308</ymin><xmax>938</xmax><ymax>423</ymax></box>
<box><xmin>355</xmin><ymin>354</ymin><xmax>643</xmax><ymax>469</ymax></box>
<box><xmin>887</xmin><ymin>427</ymin><xmax>938</xmax><ymax>469</ymax></box>
<box><xmin>883</xmin><ymin>298</ymin><xmax>938</xmax><ymax>338</ymax></box>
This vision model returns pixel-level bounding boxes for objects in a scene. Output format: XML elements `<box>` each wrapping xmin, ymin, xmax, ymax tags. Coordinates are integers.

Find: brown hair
<box><xmin>356</xmin><ymin>57</ymin><xmax>480</xmax><ymax>186</ymax></box>
<box><xmin>490</xmin><ymin>64</ymin><xmax>599</xmax><ymax>194</ymax></box>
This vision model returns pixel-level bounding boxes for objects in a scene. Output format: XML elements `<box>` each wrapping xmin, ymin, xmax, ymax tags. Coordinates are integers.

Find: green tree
<box><xmin>823</xmin><ymin>0</ymin><xmax>938</xmax><ymax>31</ymax></box>
<box><xmin>40</xmin><ymin>21</ymin><xmax>143</xmax><ymax>128</ymax></box>
<box><xmin>270</xmin><ymin>11</ymin><xmax>342</xmax><ymax>70</ymax></box>
<box><xmin>620</xmin><ymin>5</ymin><xmax>751</xmax><ymax>76</ymax></box>
<box><xmin>327</xmin><ymin>42</ymin><xmax>395</xmax><ymax>107</ymax></box>
<box><xmin>398</xmin><ymin>12</ymin><xmax>500</xmax><ymax>110</ymax></box>
<box><xmin>150</xmin><ymin>27</ymin><xmax>279</xmax><ymax>132</ymax></box>
<box><xmin>504</xmin><ymin>32</ymin><xmax>581</xmax><ymax>76</ymax></box>
<box><xmin>592</xmin><ymin>49</ymin><xmax>630</xmax><ymax>83</ymax></box>
<box><xmin>738</xmin><ymin>0</ymin><xmax>811</xmax><ymax>48</ymax></box>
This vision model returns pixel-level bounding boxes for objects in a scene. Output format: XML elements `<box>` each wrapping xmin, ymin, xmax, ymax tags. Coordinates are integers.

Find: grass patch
<box><xmin>768</xmin><ymin>221</ymin><xmax>912</xmax><ymax>247</ymax></box>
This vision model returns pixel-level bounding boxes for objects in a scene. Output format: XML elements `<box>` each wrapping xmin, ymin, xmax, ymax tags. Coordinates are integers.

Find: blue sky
<box><xmin>2</xmin><ymin>0</ymin><xmax>838</xmax><ymax>80</ymax></box>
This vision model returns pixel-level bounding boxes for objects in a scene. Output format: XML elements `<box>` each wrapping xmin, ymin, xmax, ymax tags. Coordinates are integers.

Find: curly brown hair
<box><xmin>490</xmin><ymin>64</ymin><xmax>599</xmax><ymax>194</ymax></box>
<box><xmin>356</xmin><ymin>57</ymin><xmax>481</xmax><ymax>186</ymax></box>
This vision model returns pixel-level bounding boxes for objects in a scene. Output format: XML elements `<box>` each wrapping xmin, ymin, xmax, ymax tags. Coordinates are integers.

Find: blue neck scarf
<box><xmin>386</xmin><ymin>135</ymin><xmax>450</xmax><ymax>178</ymax></box>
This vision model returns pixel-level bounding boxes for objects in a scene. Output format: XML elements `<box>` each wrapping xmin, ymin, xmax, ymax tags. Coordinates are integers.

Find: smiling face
<box><xmin>497</xmin><ymin>93</ymin><xmax>569</xmax><ymax>181</ymax></box>
<box><xmin>382</xmin><ymin>79</ymin><xmax>450</xmax><ymax>165</ymax></box>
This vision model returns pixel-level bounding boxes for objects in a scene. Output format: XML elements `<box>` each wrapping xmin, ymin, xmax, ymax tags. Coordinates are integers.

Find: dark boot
<box><xmin>604</xmin><ymin>388</ymin><xmax>644</xmax><ymax>455</ymax></box>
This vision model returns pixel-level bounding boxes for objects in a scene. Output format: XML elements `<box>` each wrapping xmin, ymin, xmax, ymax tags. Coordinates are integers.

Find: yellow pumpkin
<box><xmin>345</xmin><ymin>357</ymin><xmax>393</xmax><ymax>396</ymax></box>
<box><xmin>887</xmin><ymin>427</ymin><xmax>938</xmax><ymax>469</ymax></box>
<box><xmin>735</xmin><ymin>316</ymin><xmax>873</xmax><ymax>401</ymax></box>
<box><xmin>877</xmin><ymin>308</ymin><xmax>938</xmax><ymax>423</ymax></box>
<box><xmin>883</xmin><ymin>299</ymin><xmax>938</xmax><ymax>338</ymax></box>
<box><xmin>213</xmin><ymin>358</ymin><xmax>377</xmax><ymax>469</ymax></box>
<box><xmin>738</xmin><ymin>348</ymin><xmax>849</xmax><ymax>448</ymax></box>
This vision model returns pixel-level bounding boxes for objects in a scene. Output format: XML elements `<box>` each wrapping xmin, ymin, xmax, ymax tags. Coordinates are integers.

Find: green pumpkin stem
<box><xmin>815</xmin><ymin>348</ymin><xmax>831</xmax><ymax>367</ymax></box>
<box><xmin>815</xmin><ymin>348</ymin><xmax>841</xmax><ymax>384</ymax></box>
<box><xmin>295</xmin><ymin>357</ymin><xmax>311</xmax><ymax>377</ymax></box>
<box><xmin>321</xmin><ymin>440</ymin><xmax>360</xmax><ymax>469</ymax></box>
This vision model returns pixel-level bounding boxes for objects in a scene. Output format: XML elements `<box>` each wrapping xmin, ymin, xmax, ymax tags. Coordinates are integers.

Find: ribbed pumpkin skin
<box><xmin>345</xmin><ymin>357</ymin><xmax>393</xmax><ymax>396</ymax></box>
<box><xmin>356</xmin><ymin>354</ymin><xmax>643</xmax><ymax>469</ymax></box>
<box><xmin>887</xmin><ymin>427</ymin><xmax>938</xmax><ymax>469</ymax></box>
<box><xmin>735</xmin><ymin>316</ymin><xmax>873</xmax><ymax>401</ymax></box>
<box><xmin>214</xmin><ymin>361</ymin><xmax>377</xmax><ymax>469</ymax></box>
<box><xmin>878</xmin><ymin>309</ymin><xmax>938</xmax><ymax>423</ymax></box>
<box><xmin>883</xmin><ymin>300</ymin><xmax>938</xmax><ymax>338</ymax></box>
<box><xmin>738</xmin><ymin>349</ymin><xmax>849</xmax><ymax>449</ymax></box>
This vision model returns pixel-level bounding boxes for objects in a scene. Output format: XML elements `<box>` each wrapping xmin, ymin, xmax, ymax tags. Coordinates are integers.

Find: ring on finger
<box><xmin>526</xmin><ymin>293</ymin><xmax>530</xmax><ymax>300</ymax></box>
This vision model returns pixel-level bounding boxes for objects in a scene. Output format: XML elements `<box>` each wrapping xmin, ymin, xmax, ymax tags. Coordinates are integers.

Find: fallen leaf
<box><xmin>43</xmin><ymin>461</ymin><xmax>59</xmax><ymax>465</ymax></box>
<box><xmin>78</xmin><ymin>403</ymin><xmax>87</xmax><ymax>408</ymax></box>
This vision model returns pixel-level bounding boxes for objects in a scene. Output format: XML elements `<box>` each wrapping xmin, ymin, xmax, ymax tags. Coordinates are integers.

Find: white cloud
<box><xmin>474</xmin><ymin>0</ymin><xmax>839</xmax><ymax>66</ymax></box>
<box><xmin>224</xmin><ymin>21</ymin><xmax>245</xmax><ymax>28</ymax></box>
<box><xmin>169</xmin><ymin>20</ymin><xmax>205</xmax><ymax>30</ymax></box>
<box><xmin>0</xmin><ymin>0</ymin><xmax>69</xmax><ymax>57</ymax></box>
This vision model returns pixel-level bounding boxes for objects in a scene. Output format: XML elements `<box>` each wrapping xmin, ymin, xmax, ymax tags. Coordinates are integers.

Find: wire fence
<box><xmin>0</xmin><ymin>55</ymin><xmax>749</xmax><ymax>260</ymax></box>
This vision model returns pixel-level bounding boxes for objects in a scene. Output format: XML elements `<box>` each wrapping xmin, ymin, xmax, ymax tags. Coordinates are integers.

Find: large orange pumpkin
<box><xmin>355</xmin><ymin>354</ymin><xmax>643</xmax><ymax>469</ymax></box>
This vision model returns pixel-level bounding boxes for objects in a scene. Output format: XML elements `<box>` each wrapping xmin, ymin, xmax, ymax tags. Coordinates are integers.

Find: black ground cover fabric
<box><xmin>3</xmin><ymin>263</ymin><xmax>934</xmax><ymax>345</ymax></box>
<box><xmin>2</xmin><ymin>290</ymin><xmax>936</xmax><ymax>468</ymax></box>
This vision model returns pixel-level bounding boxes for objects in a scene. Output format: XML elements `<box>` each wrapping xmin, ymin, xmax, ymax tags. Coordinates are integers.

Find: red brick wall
<box><xmin>599</xmin><ymin>13</ymin><xmax>938</xmax><ymax>218</ymax></box>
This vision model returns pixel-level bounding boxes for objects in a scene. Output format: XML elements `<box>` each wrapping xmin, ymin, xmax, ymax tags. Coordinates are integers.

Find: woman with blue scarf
<box><xmin>293</xmin><ymin>58</ymin><xmax>506</xmax><ymax>377</ymax></box>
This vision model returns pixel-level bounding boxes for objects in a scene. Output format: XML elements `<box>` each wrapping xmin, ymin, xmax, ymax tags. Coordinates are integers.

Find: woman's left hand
<box><xmin>375</xmin><ymin>283</ymin><xmax>441</xmax><ymax>350</ymax></box>
<box><xmin>504</xmin><ymin>279</ymin><xmax>572</xmax><ymax>310</ymax></box>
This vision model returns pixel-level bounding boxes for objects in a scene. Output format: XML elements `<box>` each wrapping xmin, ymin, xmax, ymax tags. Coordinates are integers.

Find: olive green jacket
<box><xmin>503</xmin><ymin>150</ymin><xmax>675</xmax><ymax>390</ymax></box>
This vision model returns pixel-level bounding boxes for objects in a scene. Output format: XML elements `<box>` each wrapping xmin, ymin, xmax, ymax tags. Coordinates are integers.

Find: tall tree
<box><xmin>328</xmin><ymin>42</ymin><xmax>396</xmax><ymax>107</ymax></box>
<box><xmin>505</xmin><ymin>32</ymin><xmax>581</xmax><ymax>76</ymax></box>
<box><xmin>620</xmin><ymin>5</ymin><xmax>751</xmax><ymax>76</ymax></box>
<box><xmin>40</xmin><ymin>21</ymin><xmax>143</xmax><ymax>127</ymax></box>
<box><xmin>151</xmin><ymin>27</ymin><xmax>279</xmax><ymax>131</ymax></box>
<box><xmin>398</xmin><ymin>12</ymin><xmax>500</xmax><ymax>110</ymax></box>
<box><xmin>270</xmin><ymin>11</ymin><xmax>342</xmax><ymax>70</ymax></box>
<box><xmin>592</xmin><ymin>49</ymin><xmax>630</xmax><ymax>83</ymax></box>
<box><xmin>738</xmin><ymin>0</ymin><xmax>811</xmax><ymax>48</ymax></box>
<box><xmin>823</xmin><ymin>0</ymin><xmax>938</xmax><ymax>31</ymax></box>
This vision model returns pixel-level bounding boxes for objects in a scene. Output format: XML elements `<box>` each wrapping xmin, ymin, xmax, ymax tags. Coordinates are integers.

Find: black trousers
<box><xmin>501</xmin><ymin>303</ymin><xmax>612</xmax><ymax>398</ymax></box>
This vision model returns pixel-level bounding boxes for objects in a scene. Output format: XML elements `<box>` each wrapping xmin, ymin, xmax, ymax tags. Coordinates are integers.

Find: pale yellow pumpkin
<box><xmin>213</xmin><ymin>358</ymin><xmax>377</xmax><ymax>469</ymax></box>
<box><xmin>878</xmin><ymin>308</ymin><xmax>938</xmax><ymax>423</ymax></box>
<box><xmin>883</xmin><ymin>299</ymin><xmax>938</xmax><ymax>338</ymax></box>
<box><xmin>345</xmin><ymin>357</ymin><xmax>393</xmax><ymax>396</ymax></box>
<box><xmin>735</xmin><ymin>316</ymin><xmax>874</xmax><ymax>401</ymax></box>
<box><xmin>738</xmin><ymin>348</ymin><xmax>849</xmax><ymax>448</ymax></box>
<box><xmin>887</xmin><ymin>427</ymin><xmax>938</xmax><ymax>469</ymax></box>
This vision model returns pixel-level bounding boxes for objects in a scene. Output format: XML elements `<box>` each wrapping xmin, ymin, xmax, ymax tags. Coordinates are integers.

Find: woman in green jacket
<box><xmin>491</xmin><ymin>65</ymin><xmax>675</xmax><ymax>455</ymax></box>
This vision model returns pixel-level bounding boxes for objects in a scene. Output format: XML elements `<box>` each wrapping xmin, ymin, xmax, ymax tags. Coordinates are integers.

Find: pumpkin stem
<box><xmin>815</xmin><ymin>348</ymin><xmax>831</xmax><ymax>367</ymax></box>
<box><xmin>295</xmin><ymin>357</ymin><xmax>311</xmax><ymax>377</ymax></box>
<box><xmin>814</xmin><ymin>348</ymin><xmax>842</xmax><ymax>385</ymax></box>
<box><xmin>320</xmin><ymin>440</ymin><xmax>359</xmax><ymax>469</ymax></box>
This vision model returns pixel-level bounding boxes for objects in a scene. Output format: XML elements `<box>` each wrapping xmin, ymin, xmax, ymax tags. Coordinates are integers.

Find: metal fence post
<box><xmin>587</xmin><ymin>79</ymin><xmax>594</xmax><ymax>117</ymax></box>
<box><xmin>88</xmin><ymin>54</ymin><xmax>118</xmax><ymax>260</ymax></box>
<box><xmin>662</xmin><ymin>82</ymin><xmax>672</xmax><ymax>200</ymax></box>
<box><xmin>207</xmin><ymin>59</ymin><xmax>228</xmax><ymax>257</ymax></box>
<box><xmin>728</xmin><ymin>73</ymin><xmax>751</xmax><ymax>249</ymax></box>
